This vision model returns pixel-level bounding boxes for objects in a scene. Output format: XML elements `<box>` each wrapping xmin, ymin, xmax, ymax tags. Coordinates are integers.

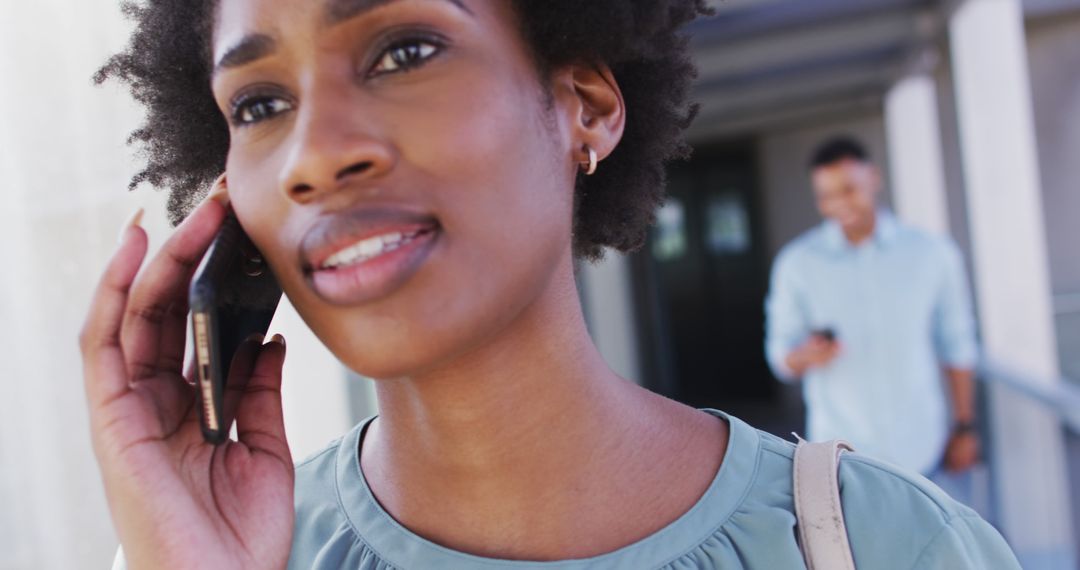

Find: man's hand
<box><xmin>784</xmin><ymin>334</ymin><xmax>841</xmax><ymax>378</ymax></box>
<box><xmin>944</xmin><ymin>430</ymin><xmax>980</xmax><ymax>473</ymax></box>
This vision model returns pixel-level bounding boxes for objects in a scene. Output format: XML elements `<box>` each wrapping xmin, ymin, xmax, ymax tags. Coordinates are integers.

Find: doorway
<box><xmin>632</xmin><ymin>141</ymin><xmax>804</xmax><ymax>437</ymax></box>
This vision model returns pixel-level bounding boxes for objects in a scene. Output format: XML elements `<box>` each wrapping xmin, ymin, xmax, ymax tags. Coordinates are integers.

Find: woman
<box><xmin>84</xmin><ymin>0</ymin><xmax>1019</xmax><ymax>568</ymax></box>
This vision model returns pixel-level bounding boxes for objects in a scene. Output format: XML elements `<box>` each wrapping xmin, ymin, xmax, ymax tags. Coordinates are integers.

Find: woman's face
<box><xmin>210</xmin><ymin>0</ymin><xmax>579</xmax><ymax>378</ymax></box>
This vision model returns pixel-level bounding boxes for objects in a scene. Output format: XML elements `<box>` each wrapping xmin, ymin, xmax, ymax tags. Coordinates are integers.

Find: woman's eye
<box><xmin>232</xmin><ymin>96</ymin><xmax>294</xmax><ymax>126</ymax></box>
<box><xmin>370</xmin><ymin>39</ymin><xmax>441</xmax><ymax>76</ymax></box>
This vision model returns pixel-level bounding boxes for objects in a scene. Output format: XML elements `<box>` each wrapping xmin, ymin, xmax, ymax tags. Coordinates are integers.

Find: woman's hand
<box><xmin>80</xmin><ymin>194</ymin><xmax>294</xmax><ymax>570</ymax></box>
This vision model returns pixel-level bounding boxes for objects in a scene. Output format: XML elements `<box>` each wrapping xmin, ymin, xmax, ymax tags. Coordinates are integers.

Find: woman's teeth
<box><xmin>320</xmin><ymin>230</ymin><xmax>422</xmax><ymax>270</ymax></box>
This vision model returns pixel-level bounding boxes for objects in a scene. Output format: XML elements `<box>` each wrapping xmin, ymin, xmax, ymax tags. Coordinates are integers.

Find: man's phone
<box><xmin>189</xmin><ymin>212</ymin><xmax>282</xmax><ymax>444</ymax></box>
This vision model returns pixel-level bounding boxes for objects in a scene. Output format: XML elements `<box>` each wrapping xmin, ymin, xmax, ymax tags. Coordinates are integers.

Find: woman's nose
<box><xmin>278</xmin><ymin>90</ymin><xmax>396</xmax><ymax>204</ymax></box>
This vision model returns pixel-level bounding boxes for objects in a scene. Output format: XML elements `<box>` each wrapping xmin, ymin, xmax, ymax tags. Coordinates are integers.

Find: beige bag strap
<box><xmin>793</xmin><ymin>439</ymin><xmax>857</xmax><ymax>570</ymax></box>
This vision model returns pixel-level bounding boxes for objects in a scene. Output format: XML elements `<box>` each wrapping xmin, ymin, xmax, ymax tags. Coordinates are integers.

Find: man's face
<box><xmin>811</xmin><ymin>158</ymin><xmax>880</xmax><ymax>233</ymax></box>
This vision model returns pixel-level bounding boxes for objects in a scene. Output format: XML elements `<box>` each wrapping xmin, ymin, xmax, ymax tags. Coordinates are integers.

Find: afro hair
<box><xmin>96</xmin><ymin>0</ymin><xmax>712</xmax><ymax>260</ymax></box>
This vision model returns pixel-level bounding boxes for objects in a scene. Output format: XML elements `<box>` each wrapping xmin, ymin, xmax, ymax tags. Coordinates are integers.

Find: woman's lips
<box><xmin>301</xmin><ymin>207</ymin><xmax>441</xmax><ymax>305</ymax></box>
<box><xmin>308</xmin><ymin>227</ymin><xmax>439</xmax><ymax>305</ymax></box>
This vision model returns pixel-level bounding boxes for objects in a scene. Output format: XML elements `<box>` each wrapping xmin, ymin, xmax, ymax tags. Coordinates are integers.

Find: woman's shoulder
<box><xmin>293</xmin><ymin>428</ymin><xmax>345</xmax><ymax>504</ymax></box>
<box><xmin>288</xmin><ymin>423</ymin><xmax>375</xmax><ymax>570</ymax></box>
<box><xmin>749</xmin><ymin>426</ymin><xmax>964</xmax><ymax>523</ymax></box>
<box><xmin>834</xmin><ymin>452</ymin><xmax>1019</xmax><ymax>569</ymax></box>
<box><xmin>721</xmin><ymin>415</ymin><xmax>1019</xmax><ymax>569</ymax></box>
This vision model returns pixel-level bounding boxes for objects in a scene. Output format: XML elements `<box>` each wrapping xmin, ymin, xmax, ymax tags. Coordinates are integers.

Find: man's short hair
<box><xmin>809</xmin><ymin>137</ymin><xmax>870</xmax><ymax>170</ymax></box>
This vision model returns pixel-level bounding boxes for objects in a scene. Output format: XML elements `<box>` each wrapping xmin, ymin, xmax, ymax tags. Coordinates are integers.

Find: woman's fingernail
<box><xmin>206</xmin><ymin>173</ymin><xmax>230</xmax><ymax>207</ymax></box>
<box><xmin>209</xmin><ymin>190</ymin><xmax>230</xmax><ymax>207</ymax></box>
<box><xmin>269</xmin><ymin>334</ymin><xmax>286</xmax><ymax>348</ymax></box>
<box><xmin>117</xmin><ymin>207</ymin><xmax>145</xmax><ymax>244</ymax></box>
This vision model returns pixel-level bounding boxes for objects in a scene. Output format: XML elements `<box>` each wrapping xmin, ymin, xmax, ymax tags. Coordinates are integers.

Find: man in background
<box><xmin>764</xmin><ymin>136</ymin><xmax>980</xmax><ymax>493</ymax></box>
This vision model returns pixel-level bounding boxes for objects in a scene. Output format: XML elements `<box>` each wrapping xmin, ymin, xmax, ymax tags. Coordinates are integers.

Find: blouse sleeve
<box><xmin>908</xmin><ymin>515</ymin><xmax>1021</xmax><ymax>570</ymax></box>
<box><xmin>839</xmin><ymin>454</ymin><xmax>1021</xmax><ymax>570</ymax></box>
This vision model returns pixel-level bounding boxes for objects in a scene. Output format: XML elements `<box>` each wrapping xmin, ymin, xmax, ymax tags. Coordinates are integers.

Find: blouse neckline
<box><xmin>332</xmin><ymin>409</ymin><xmax>760</xmax><ymax>569</ymax></box>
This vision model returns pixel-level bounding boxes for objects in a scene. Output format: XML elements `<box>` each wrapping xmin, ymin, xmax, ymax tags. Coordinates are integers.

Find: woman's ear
<box><xmin>552</xmin><ymin>63</ymin><xmax>626</xmax><ymax>174</ymax></box>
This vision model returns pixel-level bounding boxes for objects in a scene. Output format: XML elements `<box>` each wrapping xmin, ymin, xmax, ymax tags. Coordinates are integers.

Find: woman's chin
<box><xmin>336</xmin><ymin>347</ymin><xmax>446</xmax><ymax>383</ymax></box>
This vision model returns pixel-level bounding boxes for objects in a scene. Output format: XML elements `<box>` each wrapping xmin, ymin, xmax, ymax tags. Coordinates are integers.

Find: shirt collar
<box><xmin>822</xmin><ymin>209</ymin><xmax>899</xmax><ymax>251</ymax></box>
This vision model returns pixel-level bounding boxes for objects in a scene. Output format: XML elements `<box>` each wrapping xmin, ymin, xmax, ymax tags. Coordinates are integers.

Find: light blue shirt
<box><xmin>765</xmin><ymin>212</ymin><xmax>978</xmax><ymax>474</ymax></box>
<box><xmin>113</xmin><ymin>410</ymin><xmax>1019</xmax><ymax>569</ymax></box>
<box><xmin>281</xmin><ymin>410</ymin><xmax>1017</xmax><ymax>569</ymax></box>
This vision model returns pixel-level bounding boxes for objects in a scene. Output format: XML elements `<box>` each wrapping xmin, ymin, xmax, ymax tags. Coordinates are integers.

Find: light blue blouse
<box><xmin>287</xmin><ymin>409</ymin><xmax>1019</xmax><ymax>569</ymax></box>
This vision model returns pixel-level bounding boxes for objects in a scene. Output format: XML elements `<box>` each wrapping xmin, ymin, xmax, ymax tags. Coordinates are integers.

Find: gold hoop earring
<box><xmin>581</xmin><ymin>146</ymin><xmax>598</xmax><ymax>176</ymax></box>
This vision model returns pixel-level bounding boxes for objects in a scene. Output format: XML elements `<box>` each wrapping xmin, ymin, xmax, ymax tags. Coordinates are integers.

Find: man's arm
<box><xmin>935</xmin><ymin>241</ymin><xmax>981</xmax><ymax>472</ymax></box>
<box><xmin>946</xmin><ymin>367</ymin><xmax>976</xmax><ymax>426</ymax></box>
<box><xmin>944</xmin><ymin>366</ymin><xmax>980</xmax><ymax>472</ymax></box>
<box><xmin>765</xmin><ymin>251</ymin><xmax>804</xmax><ymax>382</ymax></box>
<box><xmin>765</xmin><ymin>250</ymin><xmax>839</xmax><ymax>381</ymax></box>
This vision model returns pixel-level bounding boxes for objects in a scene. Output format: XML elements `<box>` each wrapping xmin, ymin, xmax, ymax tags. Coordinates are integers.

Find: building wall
<box><xmin>1026</xmin><ymin>13</ymin><xmax>1080</xmax><ymax>298</ymax></box>
<box><xmin>1027</xmin><ymin>13</ymin><xmax>1080</xmax><ymax>382</ymax></box>
<box><xmin>0</xmin><ymin>2</ymin><xmax>359</xmax><ymax>568</ymax></box>
<box><xmin>928</xmin><ymin>53</ymin><xmax>975</xmax><ymax>269</ymax></box>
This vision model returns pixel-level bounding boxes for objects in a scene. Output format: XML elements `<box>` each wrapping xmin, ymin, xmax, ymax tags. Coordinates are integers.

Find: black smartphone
<box><xmin>189</xmin><ymin>212</ymin><xmax>283</xmax><ymax>444</ymax></box>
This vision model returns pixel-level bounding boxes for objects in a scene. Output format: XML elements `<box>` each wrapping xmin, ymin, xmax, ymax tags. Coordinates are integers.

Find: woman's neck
<box><xmin>359</xmin><ymin>254</ymin><xmax>727</xmax><ymax>560</ymax></box>
<box><xmin>368</xmin><ymin>254</ymin><xmax>630</xmax><ymax>480</ymax></box>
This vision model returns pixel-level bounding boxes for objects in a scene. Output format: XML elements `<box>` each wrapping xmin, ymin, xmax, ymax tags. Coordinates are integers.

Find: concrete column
<box><xmin>579</xmin><ymin>252</ymin><xmax>642</xmax><ymax>385</ymax></box>
<box><xmin>884</xmin><ymin>70</ymin><xmax>951</xmax><ymax>235</ymax></box>
<box><xmin>948</xmin><ymin>0</ymin><xmax>1076</xmax><ymax>567</ymax></box>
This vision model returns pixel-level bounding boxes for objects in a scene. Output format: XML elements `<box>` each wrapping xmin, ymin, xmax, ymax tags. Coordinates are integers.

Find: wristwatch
<box><xmin>951</xmin><ymin>420</ymin><xmax>977</xmax><ymax>436</ymax></box>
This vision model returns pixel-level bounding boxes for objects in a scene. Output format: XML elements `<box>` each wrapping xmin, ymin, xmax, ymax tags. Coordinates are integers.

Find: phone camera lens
<box><xmin>244</xmin><ymin>255</ymin><xmax>266</xmax><ymax>277</ymax></box>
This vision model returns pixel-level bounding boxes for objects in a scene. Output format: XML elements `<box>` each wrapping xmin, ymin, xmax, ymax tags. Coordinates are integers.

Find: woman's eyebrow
<box><xmin>325</xmin><ymin>0</ymin><xmax>472</xmax><ymax>27</ymax></box>
<box><xmin>213</xmin><ymin>0</ymin><xmax>471</xmax><ymax>76</ymax></box>
<box><xmin>214</xmin><ymin>33</ymin><xmax>276</xmax><ymax>77</ymax></box>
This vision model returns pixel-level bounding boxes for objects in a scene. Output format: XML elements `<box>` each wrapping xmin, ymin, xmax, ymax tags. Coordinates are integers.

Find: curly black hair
<box><xmin>96</xmin><ymin>0</ymin><xmax>711</xmax><ymax>260</ymax></box>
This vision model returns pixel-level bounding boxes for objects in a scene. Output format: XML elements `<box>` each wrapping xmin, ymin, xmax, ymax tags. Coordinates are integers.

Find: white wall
<box><xmin>0</xmin><ymin>3</ymin><xmax>144</xmax><ymax>567</ymax></box>
<box><xmin>933</xmin><ymin>58</ymin><xmax>977</xmax><ymax>268</ymax></box>
<box><xmin>580</xmin><ymin>253</ymin><xmax>643</xmax><ymax>385</ymax></box>
<box><xmin>1027</xmin><ymin>13</ymin><xmax>1080</xmax><ymax>298</ymax></box>
<box><xmin>1025</xmin><ymin>13</ymin><xmax>1080</xmax><ymax>386</ymax></box>
<box><xmin>0</xmin><ymin>2</ymin><xmax>357</xmax><ymax>568</ymax></box>
<box><xmin>1024</xmin><ymin>20</ymin><xmax>1080</xmax><ymax>552</ymax></box>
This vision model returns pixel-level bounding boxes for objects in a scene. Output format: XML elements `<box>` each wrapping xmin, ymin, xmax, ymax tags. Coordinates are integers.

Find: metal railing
<box><xmin>978</xmin><ymin>359</ymin><xmax>1080</xmax><ymax>433</ymax></box>
<box><xmin>1055</xmin><ymin>292</ymin><xmax>1080</xmax><ymax>316</ymax></box>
